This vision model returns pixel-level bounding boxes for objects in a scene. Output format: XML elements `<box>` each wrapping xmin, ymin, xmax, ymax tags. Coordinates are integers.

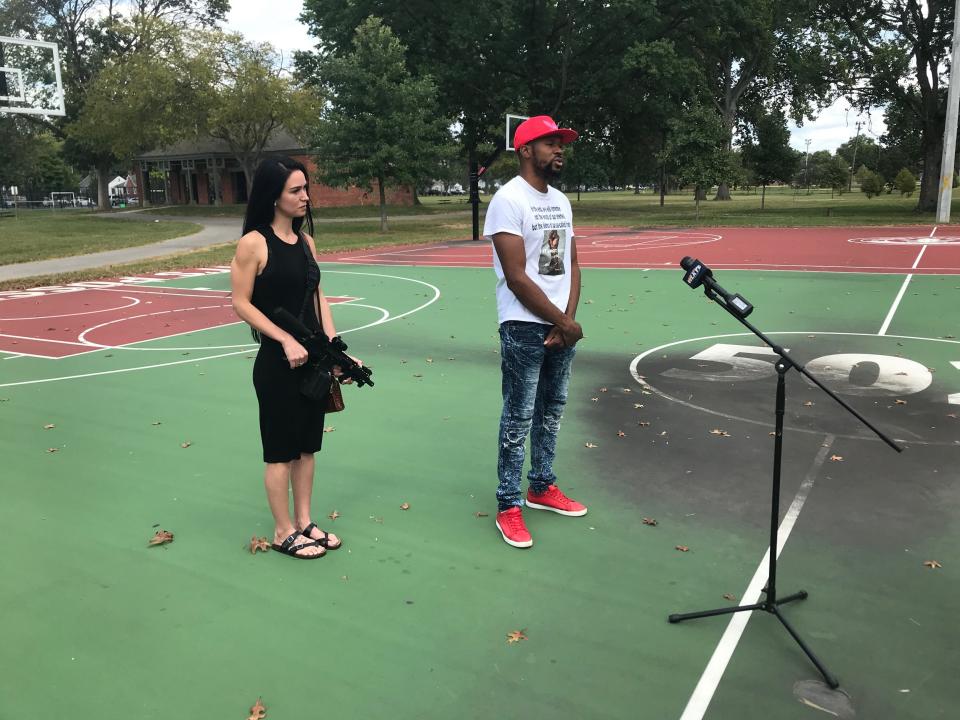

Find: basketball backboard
<box><xmin>505</xmin><ymin>114</ymin><xmax>529</xmax><ymax>151</ymax></box>
<box><xmin>0</xmin><ymin>36</ymin><xmax>65</xmax><ymax>116</ymax></box>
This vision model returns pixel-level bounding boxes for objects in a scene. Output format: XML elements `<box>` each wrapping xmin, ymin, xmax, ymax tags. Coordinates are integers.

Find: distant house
<box><xmin>134</xmin><ymin>129</ymin><xmax>413</xmax><ymax>208</ymax></box>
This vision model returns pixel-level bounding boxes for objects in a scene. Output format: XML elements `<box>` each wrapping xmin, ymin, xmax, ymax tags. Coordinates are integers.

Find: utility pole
<box><xmin>848</xmin><ymin>121</ymin><xmax>862</xmax><ymax>192</ymax></box>
<box><xmin>937</xmin><ymin>0</ymin><xmax>960</xmax><ymax>223</ymax></box>
<box><xmin>804</xmin><ymin>138</ymin><xmax>812</xmax><ymax>193</ymax></box>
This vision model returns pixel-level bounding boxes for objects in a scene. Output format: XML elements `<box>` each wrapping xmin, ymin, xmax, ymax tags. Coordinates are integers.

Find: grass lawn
<box><xmin>558</xmin><ymin>186</ymin><xmax>950</xmax><ymax>226</ymax></box>
<box><xmin>145</xmin><ymin>199</ymin><xmax>468</xmax><ymax>219</ymax></box>
<box><xmin>0</xmin><ymin>211</ymin><xmax>201</xmax><ymax>265</ymax></box>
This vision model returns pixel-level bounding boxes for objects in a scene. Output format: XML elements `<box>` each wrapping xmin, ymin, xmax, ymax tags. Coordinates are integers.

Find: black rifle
<box><xmin>273</xmin><ymin>308</ymin><xmax>374</xmax><ymax>388</ymax></box>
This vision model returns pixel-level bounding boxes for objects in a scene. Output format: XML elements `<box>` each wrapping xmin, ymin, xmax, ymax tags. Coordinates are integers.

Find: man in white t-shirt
<box><xmin>483</xmin><ymin>115</ymin><xmax>588</xmax><ymax>549</ymax></box>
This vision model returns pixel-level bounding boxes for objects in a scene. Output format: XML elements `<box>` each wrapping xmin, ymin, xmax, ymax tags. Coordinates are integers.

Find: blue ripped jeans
<box><xmin>497</xmin><ymin>321</ymin><xmax>576</xmax><ymax>511</ymax></box>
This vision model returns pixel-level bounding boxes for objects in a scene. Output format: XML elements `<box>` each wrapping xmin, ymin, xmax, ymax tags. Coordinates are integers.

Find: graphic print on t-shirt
<box><xmin>538</xmin><ymin>228</ymin><xmax>566</xmax><ymax>276</ymax></box>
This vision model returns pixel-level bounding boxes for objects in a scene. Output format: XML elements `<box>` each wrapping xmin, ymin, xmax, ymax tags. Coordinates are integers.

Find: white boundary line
<box><xmin>0</xmin><ymin>271</ymin><xmax>441</xmax><ymax>387</ymax></box>
<box><xmin>0</xmin><ymin>296</ymin><xmax>141</xmax><ymax>321</ymax></box>
<box><xmin>678</xmin><ymin>436</ymin><xmax>835</xmax><ymax>720</ymax></box>
<box><xmin>877</xmin><ymin>226</ymin><xmax>935</xmax><ymax>336</ymax></box>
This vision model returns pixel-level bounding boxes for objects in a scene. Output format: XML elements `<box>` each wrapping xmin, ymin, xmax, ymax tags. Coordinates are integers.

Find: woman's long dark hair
<box><xmin>242</xmin><ymin>156</ymin><xmax>315</xmax><ymax>238</ymax></box>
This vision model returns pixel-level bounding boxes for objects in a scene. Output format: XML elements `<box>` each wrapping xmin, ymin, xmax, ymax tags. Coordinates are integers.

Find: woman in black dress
<box><xmin>230</xmin><ymin>156</ymin><xmax>359</xmax><ymax>559</ymax></box>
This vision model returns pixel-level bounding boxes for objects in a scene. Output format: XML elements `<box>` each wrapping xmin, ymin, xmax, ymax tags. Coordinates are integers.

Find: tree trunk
<box><xmin>659</xmin><ymin>164</ymin><xmax>666</xmax><ymax>207</ymax></box>
<box><xmin>917</xmin><ymin>137</ymin><xmax>943</xmax><ymax>212</ymax></box>
<box><xmin>714</xmin><ymin>182</ymin><xmax>731</xmax><ymax>201</ymax></box>
<box><xmin>695</xmin><ymin>186</ymin><xmax>707</xmax><ymax>201</ymax></box>
<box><xmin>378</xmin><ymin>176</ymin><xmax>388</xmax><ymax>233</ymax></box>
<box><xmin>761</xmin><ymin>183</ymin><xmax>766</xmax><ymax>209</ymax></box>
<box><xmin>96</xmin><ymin>160</ymin><xmax>111</xmax><ymax>211</ymax></box>
<box><xmin>412</xmin><ymin>186</ymin><xmax>422</xmax><ymax>205</ymax></box>
<box><xmin>695</xmin><ymin>186</ymin><xmax>701</xmax><ymax>220</ymax></box>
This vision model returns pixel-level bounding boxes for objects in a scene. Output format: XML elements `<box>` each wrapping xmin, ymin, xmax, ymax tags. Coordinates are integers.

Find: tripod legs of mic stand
<box><xmin>667</xmin><ymin>360</ymin><xmax>840</xmax><ymax>690</ymax></box>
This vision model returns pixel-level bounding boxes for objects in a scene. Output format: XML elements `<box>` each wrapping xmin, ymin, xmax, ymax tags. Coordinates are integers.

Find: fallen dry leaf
<box><xmin>328</xmin><ymin>510</ymin><xmax>340</xmax><ymax>521</ymax></box>
<box><xmin>323</xmin><ymin>426</ymin><xmax>335</xmax><ymax>433</ymax></box>
<box><xmin>675</xmin><ymin>545</ymin><xmax>690</xmax><ymax>552</ymax></box>
<box><xmin>426</xmin><ymin>358</ymin><xmax>434</xmax><ymax>363</ymax></box>
<box><xmin>43</xmin><ymin>423</ymin><xmax>55</xmax><ymax>430</ymax></box>
<box><xmin>506</xmin><ymin>629</ymin><xmax>528</xmax><ymax>644</ymax></box>
<box><xmin>151</xmin><ymin>421</ymin><xmax>162</xmax><ymax>426</ymax></box>
<box><xmin>638</xmin><ymin>421</ymin><xmax>651</xmax><ymax>427</ymax></box>
<box><xmin>249</xmin><ymin>536</ymin><xmax>270</xmax><ymax>554</ymax></box>
<box><xmin>633</xmin><ymin>403</ymin><xmax>644</xmax><ymax>409</ymax></box>
<box><xmin>709</xmin><ymin>429</ymin><xmax>730</xmax><ymax>437</ymax></box>
<box><xmin>248</xmin><ymin>697</ymin><xmax>266</xmax><ymax>720</ymax></box>
<box><xmin>723</xmin><ymin>593</ymin><xmax>736</xmax><ymax>601</ymax></box>
<box><xmin>948</xmin><ymin>414</ymin><xmax>958</xmax><ymax>419</ymax></box>
<box><xmin>600</xmin><ymin>387</ymin><xmax>608</xmax><ymax>393</ymax></box>
<box><xmin>400</xmin><ymin>502</ymin><xmax>410</xmax><ymax>510</ymax></box>
<box><xmin>149</xmin><ymin>530</ymin><xmax>174</xmax><ymax>547</ymax></box>
<box><xmin>617</xmin><ymin>430</ymin><xmax>626</xmax><ymax>438</ymax></box>
<box><xmin>591</xmin><ymin>397</ymin><xmax>599</xmax><ymax>402</ymax></box>
<box><xmin>475</xmin><ymin>511</ymin><xmax>489</xmax><ymax>518</ymax></box>
<box><xmin>894</xmin><ymin>399</ymin><xmax>907</xmax><ymax>405</ymax></box>
<box><xmin>180</xmin><ymin>441</ymin><xmax>192</xmax><ymax>448</ymax></box>
<box><xmin>585</xmin><ymin>442</ymin><xmax>598</xmax><ymax>448</ymax></box>
<box><xmin>642</xmin><ymin>517</ymin><xmax>658</xmax><ymax>526</ymax></box>
<box><xmin>46</xmin><ymin>447</ymin><xmax>58</xmax><ymax>453</ymax></box>
<box><xmin>830</xmin><ymin>455</ymin><xmax>844</xmax><ymax>462</ymax></box>
<box><xmin>923</xmin><ymin>560</ymin><xmax>942</xmax><ymax>569</ymax></box>
<box><xmin>803</xmin><ymin>401</ymin><xmax>814</xmax><ymax>407</ymax></box>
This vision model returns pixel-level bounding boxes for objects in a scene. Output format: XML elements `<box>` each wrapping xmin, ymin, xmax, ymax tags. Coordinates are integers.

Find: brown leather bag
<box><xmin>326</xmin><ymin>380</ymin><xmax>345</xmax><ymax>413</ymax></box>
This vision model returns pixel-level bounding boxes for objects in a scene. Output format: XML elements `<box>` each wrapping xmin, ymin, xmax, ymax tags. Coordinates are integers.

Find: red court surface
<box><xmin>2</xmin><ymin>226</ymin><xmax>958</xmax><ymax>359</ymax></box>
<box><xmin>0</xmin><ymin>270</ymin><xmax>354</xmax><ymax>359</ymax></box>
<box><xmin>326</xmin><ymin>225</ymin><xmax>960</xmax><ymax>273</ymax></box>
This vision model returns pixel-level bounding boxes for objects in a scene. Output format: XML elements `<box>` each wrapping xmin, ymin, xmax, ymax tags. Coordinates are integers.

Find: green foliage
<box><xmin>742</xmin><ymin>111</ymin><xmax>800</xmax><ymax>187</ymax></box>
<box><xmin>822</xmin><ymin>157</ymin><xmax>849</xmax><ymax>194</ymax></box>
<box><xmin>894</xmin><ymin>168</ymin><xmax>916</xmax><ymax>197</ymax></box>
<box><xmin>859</xmin><ymin>169</ymin><xmax>884</xmax><ymax>198</ymax></box>
<box><xmin>303</xmin><ymin>17</ymin><xmax>448</xmax><ymax>231</ymax></box>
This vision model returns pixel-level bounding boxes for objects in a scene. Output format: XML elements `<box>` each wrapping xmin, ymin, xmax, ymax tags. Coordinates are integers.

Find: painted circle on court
<box><xmin>848</xmin><ymin>236</ymin><xmax>960</xmax><ymax>245</ymax></box>
<box><xmin>630</xmin><ymin>332</ymin><xmax>960</xmax><ymax>446</ymax></box>
<box><xmin>585</xmin><ymin>230</ymin><xmax>721</xmax><ymax>250</ymax></box>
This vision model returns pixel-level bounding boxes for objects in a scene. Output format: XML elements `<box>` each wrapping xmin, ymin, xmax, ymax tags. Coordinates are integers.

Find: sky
<box><xmin>225</xmin><ymin>1</ymin><xmax>881</xmax><ymax>156</ymax></box>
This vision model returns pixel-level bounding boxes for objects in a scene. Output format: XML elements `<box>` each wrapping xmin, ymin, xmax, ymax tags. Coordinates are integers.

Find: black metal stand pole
<box><xmin>667</xmin><ymin>283</ymin><xmax>902</xmax><ymax>690</ymax></box>
<box><xmin>669</xmin><ymin>360</ymin><xmax>838</xmax><ymax>688</ymax></box>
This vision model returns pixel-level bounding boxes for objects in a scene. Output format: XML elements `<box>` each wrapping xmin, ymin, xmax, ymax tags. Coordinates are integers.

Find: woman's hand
<box><xmin>282</xmin><ymin>337</ymin><xmax>309</xmax><ymax>369</ymax></box>
<box><xmin>333</xmin><ymin>355</ymin><xmax>363</xmax><ymax>384</ymax></box>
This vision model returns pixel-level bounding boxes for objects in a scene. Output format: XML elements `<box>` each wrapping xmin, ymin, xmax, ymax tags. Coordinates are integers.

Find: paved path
<box><xmin>0</xmin><ymin>208</ymin><xmax>472</xmax><ymax>283</ymax></box>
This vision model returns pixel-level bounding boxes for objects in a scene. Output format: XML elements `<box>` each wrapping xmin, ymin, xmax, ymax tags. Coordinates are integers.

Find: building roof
<box><xmin>136</xmin><ymin>128</ymin><xmax>306</xmax><ymax>161</ymax></box>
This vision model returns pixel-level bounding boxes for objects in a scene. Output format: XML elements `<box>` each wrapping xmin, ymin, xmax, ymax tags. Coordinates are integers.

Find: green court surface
<box><xmin>1</xmin><ymin>263</ymin><xmax>957</xmax><ymax>719</ymax></box>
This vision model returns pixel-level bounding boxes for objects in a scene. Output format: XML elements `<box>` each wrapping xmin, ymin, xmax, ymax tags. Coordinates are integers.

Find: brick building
<box><xmin>134</xmin><ymin>129</ymin><xmax>413</xmax><ymax>208</ymax></box>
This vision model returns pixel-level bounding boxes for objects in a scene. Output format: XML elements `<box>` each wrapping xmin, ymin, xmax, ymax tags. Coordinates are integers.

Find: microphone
<box><xmin>680</xmin><ymin>257</ymin><xmax>753</xmax><ymax>317</ymax></box>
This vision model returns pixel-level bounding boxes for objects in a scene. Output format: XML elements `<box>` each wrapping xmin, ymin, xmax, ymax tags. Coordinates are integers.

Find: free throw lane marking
<box><xmin>678</xmin><ymin>436</ymin><xmax>835</xmax><ymax>720</ymax></box>
<box><xmin>877</xmin><ymin>226</ymin><xmax>934</xmax><ymax>336</ymax></box>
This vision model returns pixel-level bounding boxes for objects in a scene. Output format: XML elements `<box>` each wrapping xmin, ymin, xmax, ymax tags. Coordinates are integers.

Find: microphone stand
<box><xmin>668</xmin><ymin>280</ymin><xmax>902</xmax><ymax>689</ymax></box>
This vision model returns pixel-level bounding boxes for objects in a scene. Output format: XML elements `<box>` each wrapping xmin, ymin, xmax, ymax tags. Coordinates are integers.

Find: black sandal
<box><xmin>301</xmin><ymin>522</ymin><xmax>342</xmax><ymax>550</ymax></box>
<box><xmin>271</xmin><ymin>531</ymin><xmax>325</xmax><ymax>559</ymax></box>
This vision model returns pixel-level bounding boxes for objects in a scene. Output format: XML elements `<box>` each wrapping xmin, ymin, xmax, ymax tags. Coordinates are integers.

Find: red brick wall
<box><xmin>293</xmin><ymin>155</ymin><xmax>414</xmax><ymax>208</ymax></box>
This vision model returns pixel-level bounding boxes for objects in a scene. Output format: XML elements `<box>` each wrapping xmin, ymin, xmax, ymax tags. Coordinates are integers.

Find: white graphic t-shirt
<box><xmin>483</xmin><ymin>176</ymin><xmax>574</xmax><ymax>324</ymax></box>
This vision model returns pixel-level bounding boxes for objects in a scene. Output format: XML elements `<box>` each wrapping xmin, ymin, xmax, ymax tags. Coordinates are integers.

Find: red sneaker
<box><xmin>495</xmin><ymin>506</ymin><xmax>533</xmax><ymax>548</ymax></box>
<box><xmin>526</xmin><ymin>485</ymin><xmax>588</xmax><ymax>516</ymax></box>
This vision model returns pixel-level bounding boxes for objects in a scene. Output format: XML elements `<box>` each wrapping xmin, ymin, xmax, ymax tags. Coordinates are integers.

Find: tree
<box><xmin>823</xmin><ymin>157</ymin><xmax>849</xmax><ymax>197</ymax></box>
<box><xmin>205</xmin><ymin>35</ymin><xmax>321</xmax><ymax>193</ymax></box>
<box><xmin>824</xmin><ymin>0</ymin><xmax>957</xmax><ymax>211</ymax></box>
<box><xmin>742</xmin><ymin>111</ymin><xmax>800</xmax><ymax>208</ymax></box>
<box><xmin>304</xmin><ymin>17</ymin><xmax>448</xmax><ymax>232</ymax></box>
<box><xmin>860</xmin><ymin>169</ymin><xmax>884</xmax><ymax>197</ymax></box>
<box><xmin>67</xmin><ymin>18</ymin><xmax>214</xmax><ymax>205</ymax></box>
<box><xmin>895</xmin><ymin>168</ymin><xmax>917</xmax><ymax>196</ymax></box>
<box><xmin>661</xmin><ymin>105</ymin><xmax>733</xmax><ymax>218</ymax></box>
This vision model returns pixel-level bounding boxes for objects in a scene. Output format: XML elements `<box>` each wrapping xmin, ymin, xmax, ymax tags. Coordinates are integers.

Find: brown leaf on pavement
<box><xmin>46</xmin><ymin>447</ymin><xmax>58</xmax><ymax>453</ymax></box>
<box><xmin>180</xmin><ymin>441</ymin><xmax>192</xmax><ymax>448</ymax></box>
<box><xmin>642</xmin><ymin>517</ymin><xmax>658</xmax><ymax>526</ymax></box>
<box><xmin>803</xmin><ymin>401</ymin><xmax>814</xmax><ymax>407</ymax></box>
<box><xmin>149</xmin><ymin>530</ymin><xmax>174</xmax><ymax>547</ymax></box>
<box><xmin>323</xmin><ymin>426</ymin><xmax>335</xmax><ymax>433</ymax></box>
<box><xmin>328</xmin><ymin>510</ymin><xmax>340</xmax><ymax>521</ymax></box>
<box><xmin>633</xmin><ymin>403</ymin><xmax>644</xmax><ymax>409</ymax></box>
<box><xmin>617</xmin><ymin>430</ymin><xmax>626</xmax><ymax>437</ymax></box>
<box><xmin>591</xmin><ymin>397</ymin><xmax>599</xmax><ymax>402</ymax></box>
<box><xmin>830</xmin><ymin>455</ymin><xmax>844</xmax><ymax>462</ymax></box>
<box><xmin>675</xmin><ymin>545</ymin><xmax>690</xmax><ymax>552</ymax></box>
<box><xmin>43</xmin><ymin>423</ymin><xmax>55</xmax><ymax>430</ymax></box>
<box><xmin>585</xmin><ymin>442</ymin><xmax>598</xmax><ymax>448</ymax></box>
<box><xmin>723</xmin><ymin>593</ymin><xmax>736</xmax><ymax>601</ymax></box>
<box><xmin>475</xmin><ymin>512</ymin><xmax>489</xmax><ymax>518</ymax></box>
<box><xmin>400</xmin><ymin>502</ymin><xmax>410</xmax><ymax>510</ymax></box>
<box><xmin>600</xmin><ymin>387</ymin><xmax>608</xmax><ymax>393</ymax></box>
<box><xmin>249</xmin><ymin>536</ymin><xmax>270</xmax><ymax>554</ymax></box>
<box><xmin>709</xmin><ymin>429</ymin><xmax>730</xmax><ymax>437</ymax></box>
<box><xmin>894</xmin><ymin>399</ymin><xmax>907</xmax><ymax>405</ymax></box>
<box><xmin>923</xmin><ymin>560</ymin><xmax>942</xmax><ymax>569</ymax></box>
<box><xmin>248</xmin><ymin>697</ymin><xmax>266</xmax><ymax>720</ymax></box>
<box><xmin>506</xmin><ymin>629</ymin><xmax>528</xmax><ymax>644</ymax></box>
<box><xmin>638</xmin><ymin>421</ymin><xmax>651</xmax><ymax>427</ymax></box>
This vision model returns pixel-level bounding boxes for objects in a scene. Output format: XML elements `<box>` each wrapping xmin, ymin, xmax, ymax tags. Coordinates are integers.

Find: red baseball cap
<box><xmin>513</xmin><ymin>115</ymin><xmax>578</xmax><ymax>147</ymax></box>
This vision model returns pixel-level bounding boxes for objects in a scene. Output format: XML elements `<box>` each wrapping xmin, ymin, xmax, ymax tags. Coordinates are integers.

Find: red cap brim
<box><xmin>519</xmin><ymin>127</ymin><xmax>579</xmax><ymax>146</ymax></box>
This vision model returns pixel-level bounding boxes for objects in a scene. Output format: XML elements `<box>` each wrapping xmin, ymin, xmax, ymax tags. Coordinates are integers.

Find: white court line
<box><xmin>90</xmin><ymin>287</ymin><xmax>232</xmax><ymax>299</ymax></box>
<box><xmin>678</xmin><ymin>436</ymin><xmax>835</xmax><ymax>720</ymax></box>
<box><xmin>0</xmin><ymin>296</ymin><xmax>141</xmax><ymax>321</ymax></box>
<box><xmin>877</xmin><ymin>226</ymin><xmax>935</xmax><ymax>336</ymax></box>
<box><xmin>0</xmin><ymin>332</ymin><xmax>93</xmax><ymax>348</ymax></box>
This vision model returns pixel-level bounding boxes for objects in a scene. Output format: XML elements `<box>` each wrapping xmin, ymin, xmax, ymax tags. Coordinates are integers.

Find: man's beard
<box><xmin>535</xmin><ymin>159</ymin><xmax>562</xmax><ymax>182</ymax></box>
